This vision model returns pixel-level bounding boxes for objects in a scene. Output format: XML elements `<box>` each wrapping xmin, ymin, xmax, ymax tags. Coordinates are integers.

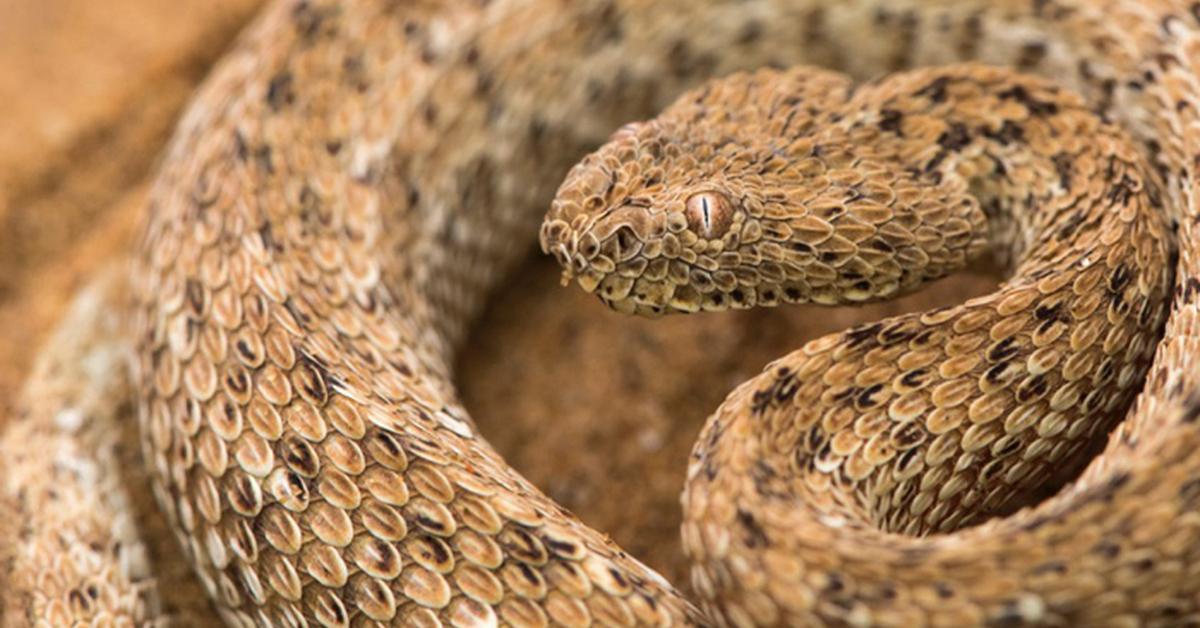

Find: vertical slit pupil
<box><xmin>686</xmin><ymin>191</ymin><xmax>732</xmax><ymax>238</ymax></box>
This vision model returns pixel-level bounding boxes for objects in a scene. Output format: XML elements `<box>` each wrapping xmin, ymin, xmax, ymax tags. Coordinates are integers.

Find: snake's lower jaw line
<box><xmin>574</xmin><ymin>271</ymin><xmax>601</xmax><ymax>293</ymax></box>
<box><xmin>585</xmin><ymin>279</ymin><xmax>680</xmax><ymax>317</ymax></box>
<box><xmin>593</xmin><ymin>293</ymin><xmax>638</xmax><ymax>315</ymax></box>
<box><xmin>634</xmin><ymin>303</ymin><xmax>669</xmax><ymax>317</ymax></box>
<box><xmin>669</xmin><ymin>298</ymin><xmax>701</xmax><ymax>314</ymax></box>
<box><xmin>570</xmin><ymin>271</ymin><xmax>654</xmax><ymax>317</ymax></box>
<box><xmin>611</xmin><ymin>297</ymin><xmax>639</xmax><ymax>315</ymax></box>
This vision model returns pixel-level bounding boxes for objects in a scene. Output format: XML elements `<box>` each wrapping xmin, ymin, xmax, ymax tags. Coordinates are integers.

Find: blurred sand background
<box><xmin>0</xmin><ymin>0</ymin><xmax>997</xmax><ymax>588</ymax></box>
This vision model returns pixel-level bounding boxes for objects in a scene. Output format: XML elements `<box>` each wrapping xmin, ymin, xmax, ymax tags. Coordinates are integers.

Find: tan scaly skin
<box><xmin>544</xmin><ymin>64</ymin><xmax>1178</xmax><ymax>625</ymax></box>
<box><xmin>2</xmin><ymin>0</ymin><xmax>1200</xmax><ymax>626</ymax></box>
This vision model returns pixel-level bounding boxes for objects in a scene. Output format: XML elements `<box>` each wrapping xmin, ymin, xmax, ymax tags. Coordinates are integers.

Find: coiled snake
<box><xmin>2</xmin><ymin>0</ymin><xmax>1200</xmax><ymax>626</ymax></box>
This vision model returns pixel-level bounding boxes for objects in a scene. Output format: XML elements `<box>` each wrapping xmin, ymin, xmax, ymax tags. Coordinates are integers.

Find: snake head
<box><xmin>540</xmin><ymin>88</ymin><xmax>842</xmax><ymax>317</ymax></box>
<box><xmin>541</xmin><ymin>117</ymin><xmax>763</xmax><ymax>316</ymax></box>
<box><xmin>542</xmin><ymin>68</ymin><xmax>991</xmax><ymax>316</ymax></box>
<box><xmin>541</xmin><ymin>72</ymin><xmax>859</xmax><ymax>316</ymax></box>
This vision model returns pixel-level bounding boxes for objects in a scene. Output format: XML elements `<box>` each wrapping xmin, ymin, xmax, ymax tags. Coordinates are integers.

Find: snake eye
<box><xmin>685</xmin><ymin>191</ymin><xmax>734</xmax><ymax>239</ymax></box>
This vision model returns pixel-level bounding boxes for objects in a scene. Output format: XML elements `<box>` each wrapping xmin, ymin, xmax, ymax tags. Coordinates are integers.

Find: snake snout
<box><xmin>539</xmin><ymin>216</ymin><xmax>570</xmax><ymax>255</ymax></box>
<box><xmin>540</xmin><ymin>217</ymin><xmax>582</xmax><ymax>282</ymax></box>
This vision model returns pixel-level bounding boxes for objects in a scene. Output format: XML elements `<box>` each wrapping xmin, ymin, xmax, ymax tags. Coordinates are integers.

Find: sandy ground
<box><xmin>0</xmin><ymin>0</ymin><xmax>264</xmax><ymax>405</ymax></box>
<box><xmin>0</xmin><ymin>0</ymin><xmax>998</xmax><ymax>591</ymax></box>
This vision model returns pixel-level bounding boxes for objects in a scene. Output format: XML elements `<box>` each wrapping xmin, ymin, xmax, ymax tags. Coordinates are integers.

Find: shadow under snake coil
<box><xmin>3</xmin><ymin>0</ymin><xmax>1200</xmax><ymax>626</ymax></box>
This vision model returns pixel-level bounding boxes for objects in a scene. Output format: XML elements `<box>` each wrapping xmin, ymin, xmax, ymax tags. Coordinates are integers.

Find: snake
<box><xmin>2</xmin><ymin>0</ymin><xmax>1200</xmax><ymax>625</ymax></box>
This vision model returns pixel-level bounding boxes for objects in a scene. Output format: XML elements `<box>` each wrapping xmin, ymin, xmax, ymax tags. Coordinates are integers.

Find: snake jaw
<box><xmin>575</xmin><ymin>271</ymin><xmax>602</xmax><ymax>294</ymax></box>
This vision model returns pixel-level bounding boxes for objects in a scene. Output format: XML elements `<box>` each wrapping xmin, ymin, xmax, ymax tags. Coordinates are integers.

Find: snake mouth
<box><xmin>546</xmin><ymin>240</ymin><xmax>585</xmax><ymax>287</ymax></box>
<box><xmin>554</xmin><ymin>246</ymin><xmax>666</xmax><ymax>314</ymax></box>
<box><xmin>596</xmin><ymin>291</ymin><xmax>670</xmax><ymax>317</ymax></box>
<box><xmin>558</xmin><ymin>266</ymin><xmax>579</xmax><ymax>289</ymax></box>
<box><xmin>544</xmin><ymin>236</ymin><xmax>678</xmax><ymax>316</ymax></box>
<box><xmin>540</xmin><ymin>216</ymin><xmax>589</xmax><ymax>285</ymax></box>
<box><xmin>569</xmin><ymin>264</ymin><xmax>684</xmax><ymax>317</ymax></box>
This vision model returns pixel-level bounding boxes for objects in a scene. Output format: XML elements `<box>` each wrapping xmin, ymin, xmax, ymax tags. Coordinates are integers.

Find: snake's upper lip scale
<box><xmin>541</xmin><ymin>227</ymin><xmax>580</xmax><ymax>283</ymax></box>
<box><xmin>542</xmin><ymin>214</ymin><xmax>614</xmax><ymax>288</ymax></box>
<box><xmin>554</xmin><ymin>241</ymin><xmax>589</xmax><ymax>287</ymax></box>
<box><xmin>559</xmin><ymin>265</ymin><xmax>579</xmax><ymax>288</ymax></box>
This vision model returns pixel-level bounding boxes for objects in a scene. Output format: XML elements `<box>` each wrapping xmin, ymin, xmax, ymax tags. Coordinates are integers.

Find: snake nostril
<box><xmin>579</xmin><ymin>232</ymin><xmax>601</xmax><ymax>259</ymax></box>
<box><xmin>613</xmin><ymin>226</ymin><xmax>644</xmax><ymax>261</ymax></box>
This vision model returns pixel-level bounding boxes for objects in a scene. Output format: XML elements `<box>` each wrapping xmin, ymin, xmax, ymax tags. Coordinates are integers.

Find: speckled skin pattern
<box><xmin>545</xmin><ymin>62</ymin><xmax>1180</xmax><ymax>624</ymax></box>
<box><xmin>2</xmin><ymin>0</ymin><xmax>1200</xmax><ymax>626</ymax></box>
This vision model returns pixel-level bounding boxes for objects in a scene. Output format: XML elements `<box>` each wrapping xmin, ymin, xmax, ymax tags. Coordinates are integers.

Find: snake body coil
<box><xmin>3</xmin><ymin>0</ymin><xmax>1200</xmax><ymax>626</ymax></box>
